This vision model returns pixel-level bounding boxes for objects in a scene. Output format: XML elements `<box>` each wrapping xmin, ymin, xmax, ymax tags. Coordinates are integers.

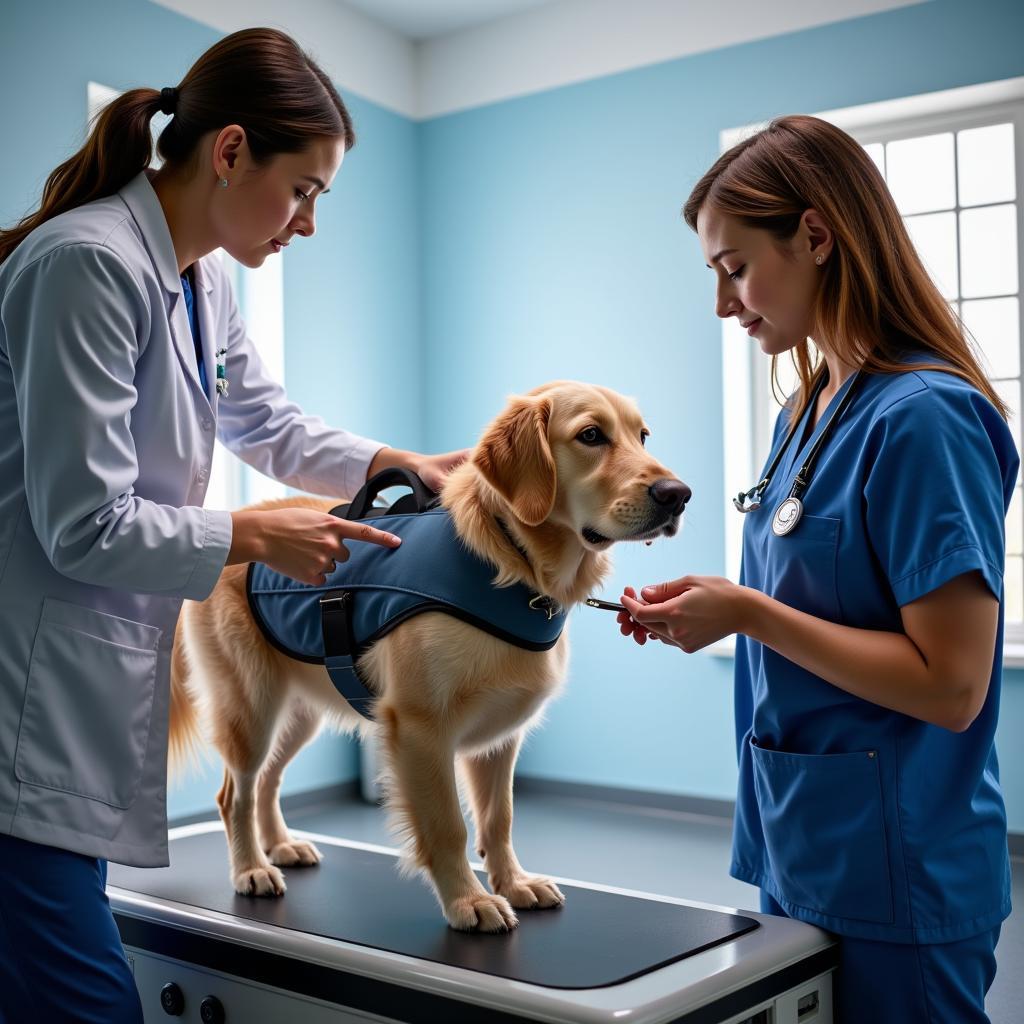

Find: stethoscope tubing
<box><xmin>733</xmin><ymin>368</ymin><xmax>865</xmax><ymax>520</ymax></box>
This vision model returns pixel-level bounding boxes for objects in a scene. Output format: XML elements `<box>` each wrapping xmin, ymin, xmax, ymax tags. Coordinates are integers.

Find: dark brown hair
<box><xmin>683</xmin><ymin>114</ymin><xmax>1007</xmax><ymax>421</ymax></box>
<box><xmin>0</xmin><ymin>27</ymin><xmax>354</xmax><ymax>265</ymax></box>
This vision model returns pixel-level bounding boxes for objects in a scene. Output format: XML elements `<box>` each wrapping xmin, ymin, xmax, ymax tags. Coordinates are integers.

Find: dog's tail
<box><xmin>169</xmin><ymin>612</ymin><xmax>204</xmax><ymax>778</ymax></box>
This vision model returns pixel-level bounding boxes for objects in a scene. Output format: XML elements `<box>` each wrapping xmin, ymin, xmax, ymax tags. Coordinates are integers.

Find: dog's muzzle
<box><xmin>636</xmin><ymin>477</ymin><xmax>690</xmax><ymax>539</ymax></box>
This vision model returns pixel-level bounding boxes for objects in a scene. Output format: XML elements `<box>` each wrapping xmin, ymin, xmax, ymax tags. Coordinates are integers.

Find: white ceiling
<box><xmin>338</xmin><ymin>0</ymin><xmax>558</xmax><ymax>40</ymax></box>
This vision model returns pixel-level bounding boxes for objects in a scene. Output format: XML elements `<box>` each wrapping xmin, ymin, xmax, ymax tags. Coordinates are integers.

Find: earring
<box><xmin>815</xmin><ymin>254</ymin><xmax>823</xmax><ymax>265</ymax></box>
<box><xmin>218</xmin><ymin>177</ymin><xmax>229</xmax><ymax>189</ymax></box>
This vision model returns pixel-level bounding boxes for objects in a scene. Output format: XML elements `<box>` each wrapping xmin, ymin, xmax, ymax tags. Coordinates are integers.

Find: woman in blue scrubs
<box><xmin>619</xmin><ymin>115</ymin><xmax>1016</xmax><ymax>1023</ymax></box>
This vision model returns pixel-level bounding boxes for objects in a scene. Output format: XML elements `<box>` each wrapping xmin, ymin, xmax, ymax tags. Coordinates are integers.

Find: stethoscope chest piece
<box><xmin>772</xmin><ymin>496</ymin><xmax>803</xmax><ymax>537</ymax></box>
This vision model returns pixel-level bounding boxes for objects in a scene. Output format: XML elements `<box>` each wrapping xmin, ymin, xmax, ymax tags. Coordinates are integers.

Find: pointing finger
<box><xmin>343</xmin><ymin>522</ymin><xmax>402</xmax><ymax>548</ymax></box>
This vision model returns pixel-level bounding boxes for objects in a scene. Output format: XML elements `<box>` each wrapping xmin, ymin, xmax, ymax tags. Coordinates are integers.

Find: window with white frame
<box><xmin>721</xmin><ymin>76</ymin><xmax>1024</xmax><ymax>650</ymax></box>
<box><xmin>87</xmin><ymin>82</ymin><xmax>287</xmax><ymax>513</ymax></box>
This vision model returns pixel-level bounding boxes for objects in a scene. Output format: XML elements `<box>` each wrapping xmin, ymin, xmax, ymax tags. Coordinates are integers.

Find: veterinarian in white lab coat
<box><xmin>0</xmin><ymin>28</ymin><xmax>463</xmax><ymax>1024</ymax></box>
<box><xmin>618</xmin><ymin>116</ymin><xmax>1015</xmax><ymax>1024</ymax></box>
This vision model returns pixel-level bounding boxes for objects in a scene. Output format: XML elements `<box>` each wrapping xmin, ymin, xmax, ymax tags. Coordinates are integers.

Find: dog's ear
<box><xmin>474</xmin><ymin>396</ymin><xmax>556</xmax><ymax>526</ymax></box>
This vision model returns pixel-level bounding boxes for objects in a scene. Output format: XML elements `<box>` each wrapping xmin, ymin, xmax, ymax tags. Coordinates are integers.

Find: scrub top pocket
<box><xmin>14</xmin><ymin>598</ymin><xmax>161</xmax><ymax>809</ymax></box>
<box><xmin>762</xmin><ymin>514</ymin><xmax>841</xmax><ymax>621</ymax></box>
<box><xmin>750</xmin><ymin>737</ymin><xmax>894</xmax><ymax>924</ymax></box>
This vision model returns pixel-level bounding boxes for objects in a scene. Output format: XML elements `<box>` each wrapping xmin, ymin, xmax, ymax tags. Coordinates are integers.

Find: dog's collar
<box><xmin>494</xmin><ymin>517</ymin><xmax>562</xmax><ymax>618</ymax></box>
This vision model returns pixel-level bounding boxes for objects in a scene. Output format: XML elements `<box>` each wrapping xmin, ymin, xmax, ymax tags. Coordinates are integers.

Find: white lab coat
<box><xmin>0</xmin><ymin>171</ymin><xmax>384</xmax><ymax>865</ymax></box>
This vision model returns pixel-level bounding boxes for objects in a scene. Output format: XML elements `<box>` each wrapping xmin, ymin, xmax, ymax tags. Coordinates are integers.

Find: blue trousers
<box><xmin>760</xmin><ymin>890</ymin><xmax>999</xmax><ymax>1023</ymax></box>
<box><xmin>0</xmin><ymin>833</ymin><xmax>143</xmax><ymax>1024</ymax></box>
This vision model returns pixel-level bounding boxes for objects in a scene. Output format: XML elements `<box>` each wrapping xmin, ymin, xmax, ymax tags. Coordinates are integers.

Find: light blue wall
<box><xmin>0</xmin><ymin>0</ymin><xmax>421</xmax><ymax>818</ymax></box>
<box><xmin>418</xmin><ymin>0</ymin><xmax>1024</xmax><ymax>828</ymax></box>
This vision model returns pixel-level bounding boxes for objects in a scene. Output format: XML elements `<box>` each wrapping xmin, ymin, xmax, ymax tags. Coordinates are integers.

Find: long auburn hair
<box><xmin>682</xmin><ymin>114</ymin><xmax>1008</xmax><ymax>422</ymax></box>
<box><xmin>0</xmin><ymin>28</ymin><xmax>355</xmax><ymax>266</ymax></box>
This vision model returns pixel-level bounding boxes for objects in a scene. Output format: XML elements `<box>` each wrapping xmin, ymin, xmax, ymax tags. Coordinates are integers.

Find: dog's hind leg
<box><xmin>461</xmin><ymin>731</ymin><xmax>565</xmax><ymax>912</ymax></box>
<box><xmin>377</xmin><ymin>706</ymin><xmax>519</xmax><ymax>932</ymax></box>
<box><xmin>256</xmin><ymin>700</ymin><xmax>324</xmax><ymax>869</ymax></box>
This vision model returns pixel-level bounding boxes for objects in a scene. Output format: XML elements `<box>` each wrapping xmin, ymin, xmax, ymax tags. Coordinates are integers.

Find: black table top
<box><xmin>108</xmin><ymin>829</ymin><xmax>758</xmax><ymax>990</ymax></box>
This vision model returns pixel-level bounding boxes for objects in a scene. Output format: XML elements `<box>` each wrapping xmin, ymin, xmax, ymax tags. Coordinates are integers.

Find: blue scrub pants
<box><xmin>760</xmin><ymin>890</ymin><xmax>999</xmax><ymax>1023</ymax></box>
<box><xmin>0</xmin><ymin>833</ymin><xmax>143</xmax><ymax>1024</ymax></box>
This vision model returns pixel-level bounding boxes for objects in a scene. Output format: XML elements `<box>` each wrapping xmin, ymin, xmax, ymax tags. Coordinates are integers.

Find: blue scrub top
<box><xmin>733</xmin><ymin>355</ymin><xmax>1019</xmax><ymax>944</ymax></box>
<box><xmin>180</xmin><ymin>267</ymin><xmax>208</xmax><ymax>397</ymax></box>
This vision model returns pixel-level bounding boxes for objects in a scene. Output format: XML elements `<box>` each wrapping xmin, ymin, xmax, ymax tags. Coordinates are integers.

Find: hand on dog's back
<box><xmin>227</xmin><ymin>507</ymin><xmax>401</xmax><ymax>586</ymax></box>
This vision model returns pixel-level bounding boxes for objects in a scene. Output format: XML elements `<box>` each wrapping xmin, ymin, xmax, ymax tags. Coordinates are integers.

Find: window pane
<box><xmin>205</xmin><ymin>442</ymin><xmax>238</xmax><ymax>511</ymax></box>
<box><xmin>958</xmin><ymin>123</ymin><xmax>1015</xmax><ymax>207</ymax></box>
<box><xmin>886</xmin><ymin>132</ymin><xmax>955</xmax><ymax>214</ymax></box>
<box><xmin>905</xmin><ymin>212</ymin><xmax>958</xmax><ymax>299</ymax></box>
<box><xmin>993</xmin><ymin>378</ymin><xmax>1021</xmax><ymax>455</ymax></box>
<box><xmin>776</xmin><ymin>352</ymin><xmax>799</xmax><ymax>399</ymax></box>
<box><xmin>1008</xmin><ymin>488</ymin><xmax>1022</xmax><ymax>558</ymax></box>
<box><xmin>1006</xmin><ymin>555</ymin><xmax>1023</xmax><ymax>624</ymax></box>
<box><xmin>247</xmin><ymin>467</ymin><xmax>288</xmax><ymax>504</ymax></box>
<box><xmin>961</xmin><ymin>297</ymin><xmax>1020</xmax><ymax>378</ymax></box>
<box><xmin>232</xmin><ymin>246</ymin><xmax>287</xmax><ymax>503</ymax></box>
<box><xmin>863</xmin><ymin>142</ymin><xmax>885</xmax><ymax>179</ymax></box>
<box><xmin>960</xmin><ymin>204</ymin><xmax>1019</xmax><ymax>298</ymax></box>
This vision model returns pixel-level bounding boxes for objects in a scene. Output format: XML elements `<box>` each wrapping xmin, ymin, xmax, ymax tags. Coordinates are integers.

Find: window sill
<box><xmin>705</xmin><ymin>636</ymin><xmax>1024</xmax><ymax>670</ymax></box>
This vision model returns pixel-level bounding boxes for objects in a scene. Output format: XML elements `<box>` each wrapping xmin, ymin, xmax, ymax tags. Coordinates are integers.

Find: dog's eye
<box><xmin>577</xmin><ymin>426</ymin><xmax>608</xmax><ymax>446</ymax></box>
<box><xmin>640</xmin><ymin>431</ymin><xmax>649</xmax><ymax>446</ymax></box>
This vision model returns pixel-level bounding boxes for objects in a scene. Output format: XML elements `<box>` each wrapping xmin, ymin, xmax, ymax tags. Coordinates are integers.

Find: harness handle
<box><xmin>342</xmin><ymin>467</ymin><xmax>437</xmax><ymax>522</ymax></box>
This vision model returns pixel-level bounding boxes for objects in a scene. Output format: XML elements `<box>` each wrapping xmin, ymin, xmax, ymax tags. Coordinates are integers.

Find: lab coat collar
<box><xmin>120</xmin><ymin>170</ymin><xmax>215</xmax><ymax>409</ymax></box>
<box><xmin>118</xmin><ymin>170</ymin><xmax>215</xmax><ymax>295</ymax></box>
<box><xmin>190</xmin><ymin>256</ymin><xmax>215</xmax><ymax>295</ymax></box>
<box><xmin>118</xmin><ymin>170</ymin><xmax>182</xmax><ymax>296</ymax></box>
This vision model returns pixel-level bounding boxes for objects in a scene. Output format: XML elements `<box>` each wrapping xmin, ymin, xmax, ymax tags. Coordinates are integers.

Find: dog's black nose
<box><xmin>649</xmin><ymin>478</ymin><xmax>691</xmax><ymax>515</ymax></box>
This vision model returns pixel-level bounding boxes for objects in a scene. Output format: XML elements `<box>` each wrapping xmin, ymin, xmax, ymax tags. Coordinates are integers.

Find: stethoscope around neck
<box><xmin>734</xmin><ymin>368</ymin><xmax>865</xmax><ymax>537</ymax></box>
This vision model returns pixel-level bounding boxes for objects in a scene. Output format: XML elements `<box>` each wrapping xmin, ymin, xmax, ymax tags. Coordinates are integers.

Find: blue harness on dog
<box><xmin>246</xmin><ymin>469</ymin><xmax>567</xmax><ymax>720</ymax></box>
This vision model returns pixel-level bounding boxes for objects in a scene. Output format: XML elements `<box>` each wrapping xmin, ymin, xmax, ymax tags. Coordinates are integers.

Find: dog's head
<box><xmin>469</xmin><ymin>380</ymin><xmax>689</xmax><ymax>552</ymax></box>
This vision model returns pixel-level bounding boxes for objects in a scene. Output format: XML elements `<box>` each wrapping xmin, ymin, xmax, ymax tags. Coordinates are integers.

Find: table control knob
<box><xmin>159</xmin><ymin>982</ymin><xmax>185</xmax><ymax>1015</ymax></box>
<box><xmin>200</xmin><ymin>995</ymin><xmax>226</xmax><ymax>1023</ymax></box>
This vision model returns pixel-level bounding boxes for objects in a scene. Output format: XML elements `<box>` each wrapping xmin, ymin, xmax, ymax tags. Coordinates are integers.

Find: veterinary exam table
<box><xmin>107</xmin><ymin>821</ymin><xmax>836</xmax><ymax>1024</ymax></box>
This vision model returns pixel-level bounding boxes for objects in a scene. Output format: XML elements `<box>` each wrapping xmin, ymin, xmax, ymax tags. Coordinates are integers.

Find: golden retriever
<box><xmin>169</xmin><ymin>380</ymin><xmax>689</xmax><ymax>932</ymax></box>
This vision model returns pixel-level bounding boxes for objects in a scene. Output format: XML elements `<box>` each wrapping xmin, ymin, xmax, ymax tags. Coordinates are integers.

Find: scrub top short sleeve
<box><xmin>863</xmin><ymin>380</ymin><xmax>1015</xmax><ymax>607</ymax></box>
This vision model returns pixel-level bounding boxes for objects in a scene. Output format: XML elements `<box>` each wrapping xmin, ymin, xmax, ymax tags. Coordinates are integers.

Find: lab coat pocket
<box><xmin>750</xmin><ymin>738</ymin><xmax>894</xmax><ymax>924</ymax></box>
<box><xmin>14</xmin><ymin>598</ymin><xmax>161</xmax><ymax>809</ymax></box>
<box><xmin>763</xmin><ymin>514</ymin><xmax>841</xmax><ymax>621</ymax></box>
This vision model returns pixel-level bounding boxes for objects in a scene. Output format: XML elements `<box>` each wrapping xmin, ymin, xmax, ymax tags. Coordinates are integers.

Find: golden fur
<box><xmin>169</xmin><ymin>381</ymin><xmax>685</xmax><ymax>931</ymax></box>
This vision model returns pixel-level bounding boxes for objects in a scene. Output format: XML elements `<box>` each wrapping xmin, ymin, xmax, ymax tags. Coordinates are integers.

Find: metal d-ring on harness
<box><xmin>733</xmin><ymin>368</ymin><xmax>865</xmax><ymax>537</ymax></box>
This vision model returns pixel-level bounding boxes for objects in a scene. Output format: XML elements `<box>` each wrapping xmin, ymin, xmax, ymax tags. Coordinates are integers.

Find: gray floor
<box><xmin>282</xmin><ymin>787</ymin><xmax>1023</xmax><ymax>1024</ymax></box>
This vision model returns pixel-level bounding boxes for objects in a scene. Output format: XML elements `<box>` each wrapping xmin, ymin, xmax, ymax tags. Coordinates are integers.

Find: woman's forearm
<box><xmin>367</xmin><ymin>446</ymin><xmax>418</xmax><ymax>479</ymax></box>
<box><xmin>739</xmin><ymin>588</ymin><xmax>978</xmax><ymax>732</ymax></box>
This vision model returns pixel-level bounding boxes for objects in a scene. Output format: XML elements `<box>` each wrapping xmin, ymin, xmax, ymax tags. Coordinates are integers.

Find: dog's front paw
<box><xmin>233</xmin><ymin>864</ymin><xmax>287</xmax><ymax>897</ymax></box>
<box><xmin>446</xmin><ymin>891</ymin><xmax>518</xmax><ymax>932</ymax></box>
<box><xmin>494</xmin><ymin>874</ymin><xmax>565</xmax><ymax>910</ymax></box>
<box><xmin>267</xmin><ymin>839</ymin><xmax>323</xmax><ymax>867</ymax></box>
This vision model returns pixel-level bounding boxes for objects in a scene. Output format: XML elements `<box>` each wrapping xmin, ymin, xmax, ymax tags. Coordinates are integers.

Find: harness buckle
<box><xmin>528</xmin><ymin>594</ymin><xmax>557</xmax><ymax>620</ymax></box>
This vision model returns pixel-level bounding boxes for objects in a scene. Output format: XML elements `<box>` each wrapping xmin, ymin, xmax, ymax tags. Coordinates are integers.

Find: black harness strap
<box><xmin>320</xmin><ymin>591</ymin><xmax>377</xmax><ymax>720</ymax></box>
